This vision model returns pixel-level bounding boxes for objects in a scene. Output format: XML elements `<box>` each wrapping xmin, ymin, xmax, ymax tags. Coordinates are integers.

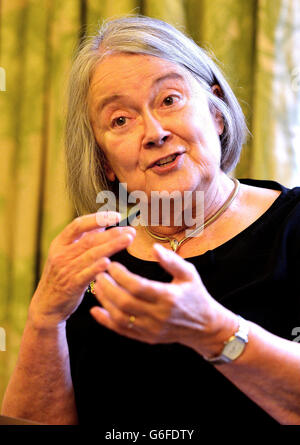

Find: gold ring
<box><xmin>128</xmin><ymin>315</ymin><xmax>136</xmax><ymax>328</ymax></box>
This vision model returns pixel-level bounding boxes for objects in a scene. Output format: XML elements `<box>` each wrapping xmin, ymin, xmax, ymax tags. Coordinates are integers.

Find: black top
<box><xmin>66</xmin><ymin>179</ymin><xmax>300</xmax><ymax>428</ymax></box>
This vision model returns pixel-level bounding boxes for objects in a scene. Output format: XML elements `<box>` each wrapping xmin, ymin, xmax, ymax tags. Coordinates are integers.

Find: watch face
<box><xmin>223</xmin><ymin>338</ymin><xmax>245</xmax><ymax>360</ymax></box>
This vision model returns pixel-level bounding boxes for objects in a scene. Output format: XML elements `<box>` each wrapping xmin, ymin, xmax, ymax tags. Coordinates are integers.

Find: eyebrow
<box><xmin>97</xmin><ymin>72</ymin><xmax>185</xmax><ymax>113</ymax></box>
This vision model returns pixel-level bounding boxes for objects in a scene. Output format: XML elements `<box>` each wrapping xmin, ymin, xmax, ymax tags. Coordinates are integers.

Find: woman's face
<box><xmin>88</xmin><ymin>53</ymin><xmax>224</xmax><ymax>198</ymax></box>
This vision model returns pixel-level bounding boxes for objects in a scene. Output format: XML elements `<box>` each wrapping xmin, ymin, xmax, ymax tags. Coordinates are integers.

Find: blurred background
<box><xmin>0</xmin><ymin>0</ymin><xmax>300</xmax><ymax>408</ymax></box>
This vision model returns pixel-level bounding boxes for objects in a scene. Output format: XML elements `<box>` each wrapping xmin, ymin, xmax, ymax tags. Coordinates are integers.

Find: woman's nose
<box><xmin>142</xmin><ymin>112</ymin><xmax>171</xmax><ymax>148</ymax></box>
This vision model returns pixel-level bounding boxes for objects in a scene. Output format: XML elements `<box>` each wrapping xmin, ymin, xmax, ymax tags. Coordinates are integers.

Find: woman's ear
<box><xmin>211</xmin><ymin>85</ymin><xmax>224</xmax><ymax>136</ymax></box>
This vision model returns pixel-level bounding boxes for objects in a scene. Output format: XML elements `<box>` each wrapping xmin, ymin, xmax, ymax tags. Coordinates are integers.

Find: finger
<box><xmin>105</xmin><ymin>262</ymin><xmax>169</xmax><ymax>302</ymax></box>
<box><xmin>90</xmin><ymin>306</ymin><xmax>132</xmax><ymax>334</ymax></box>
<box><xmin>72</xmin><ymin>257</ymin><xmax>111</xmax><ymax>293</ymax></box>
<box><xmin>52</xmin><ymin>231</ymin><xmax>135</xmax><ymax>295</ymax></box>
<box><xmin>94</xmin><ymin>272</ymin><xmax>150</xmax><ymax>315</ymax></box>
<box><xmin>90</xmin><ymin>306</ymin><xmax>116</xmax><ymax>328</ymax></box>
<box><xmin>60</xmin><ymin>212</ymin><xmax>122</xmax><ymax>245</ymax></box>
<box><xmin>152</xmin><ymin>243</ymin><xmax>195</xmax><ymax>281</ymax></box>
<box><xmin>90</xmin><ymin>307</ymin><xmax>147</xmax><ymax>341</ymax></box>
<box><xmin>96</xmin><ymin>211</ymin><xmax>123</xmax><ymax>227</ymax></box>
<box><xmin>92</xmin><ymin>285</ymin><xmax>140</xmax><ymax>330</ymax></box>
<box><xmin>73</xmin><ymin>225</ymin><xmax>136</xmax><ymax>254</ymax></box>
<box><xmin>73</xmin><ymin>231</ymin><xmax>135</xmax><ymax>267</ymax></box>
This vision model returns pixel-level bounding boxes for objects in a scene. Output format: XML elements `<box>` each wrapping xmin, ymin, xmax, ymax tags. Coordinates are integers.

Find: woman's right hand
<box><xmin>28</xmin><ymin>211</ymin><xmax>136</xmax><ymax>329</ymax></box>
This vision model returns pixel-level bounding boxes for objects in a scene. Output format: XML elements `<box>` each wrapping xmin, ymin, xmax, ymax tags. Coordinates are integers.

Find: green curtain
<box><xmin>0</xmin><ymin>0</ymin><xmax>299</xmax><ymax>407</ymax></box>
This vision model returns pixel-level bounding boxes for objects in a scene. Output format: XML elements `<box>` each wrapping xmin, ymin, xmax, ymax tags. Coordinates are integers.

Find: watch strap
<box><xmin>203</xmin><ymin>315</ymin><xmax>249</xmax><ymax>365</ymax></box>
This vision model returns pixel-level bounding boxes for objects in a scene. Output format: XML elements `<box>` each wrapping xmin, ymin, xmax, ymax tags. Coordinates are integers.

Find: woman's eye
<box><xmin>163</xmin><ymin>96</ymin><xmax>175</xmax><ymax>106</ymax></box>
<box><xmin>112</xmin><ymin>116</ymin><xmax>127</xmax><ymax>127</ymax></box>
<box><xmin>162</xmin><ymin>95</ymin><xmax>180</xmax><ymax>107</ymax></box>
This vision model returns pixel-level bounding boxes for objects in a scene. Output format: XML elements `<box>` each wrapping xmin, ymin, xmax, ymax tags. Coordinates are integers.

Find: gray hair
<box><xmin>65</xmin><ymin>15</ymin><xmax>248</xmax><ymax>215</ymax></box>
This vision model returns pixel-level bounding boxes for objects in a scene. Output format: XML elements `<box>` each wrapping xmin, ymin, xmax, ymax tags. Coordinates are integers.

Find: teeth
<box><xmin>156</xmin><ymin>154</ymin><xmax>177</xmax><ymax>166</ymax></box>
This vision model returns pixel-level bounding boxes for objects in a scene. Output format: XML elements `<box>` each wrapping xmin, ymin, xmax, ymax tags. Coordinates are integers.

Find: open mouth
<box><xmin>154</xmin><ymin>153</ymin><xmax>179</xmax><ymax>167</ymax></box>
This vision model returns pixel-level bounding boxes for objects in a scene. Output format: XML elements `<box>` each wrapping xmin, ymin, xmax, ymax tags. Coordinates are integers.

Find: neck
<box><xmin>142</xmin><ymin>173</ymin><xmax>237</xmax><ymax>239</ymax></box>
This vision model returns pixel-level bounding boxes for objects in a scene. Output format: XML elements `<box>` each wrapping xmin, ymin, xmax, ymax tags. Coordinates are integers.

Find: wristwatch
<box><xmin>203</xmin><ymin>316</ymin><xmax>249</xmax><ymax>365</ymax></box>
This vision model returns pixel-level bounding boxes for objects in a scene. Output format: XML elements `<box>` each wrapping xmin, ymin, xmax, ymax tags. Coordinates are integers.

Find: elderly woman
<box><xmin>2</xmin><ymin>16</ymin><xmax>300</xmax><ymax>427</ymax></box>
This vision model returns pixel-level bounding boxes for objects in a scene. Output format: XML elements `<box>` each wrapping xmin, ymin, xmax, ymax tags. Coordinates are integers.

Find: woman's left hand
<box><xmin>90</xmin><ymin>243</ymin><xmax>237</xmax><ymax>356</ymax></box>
